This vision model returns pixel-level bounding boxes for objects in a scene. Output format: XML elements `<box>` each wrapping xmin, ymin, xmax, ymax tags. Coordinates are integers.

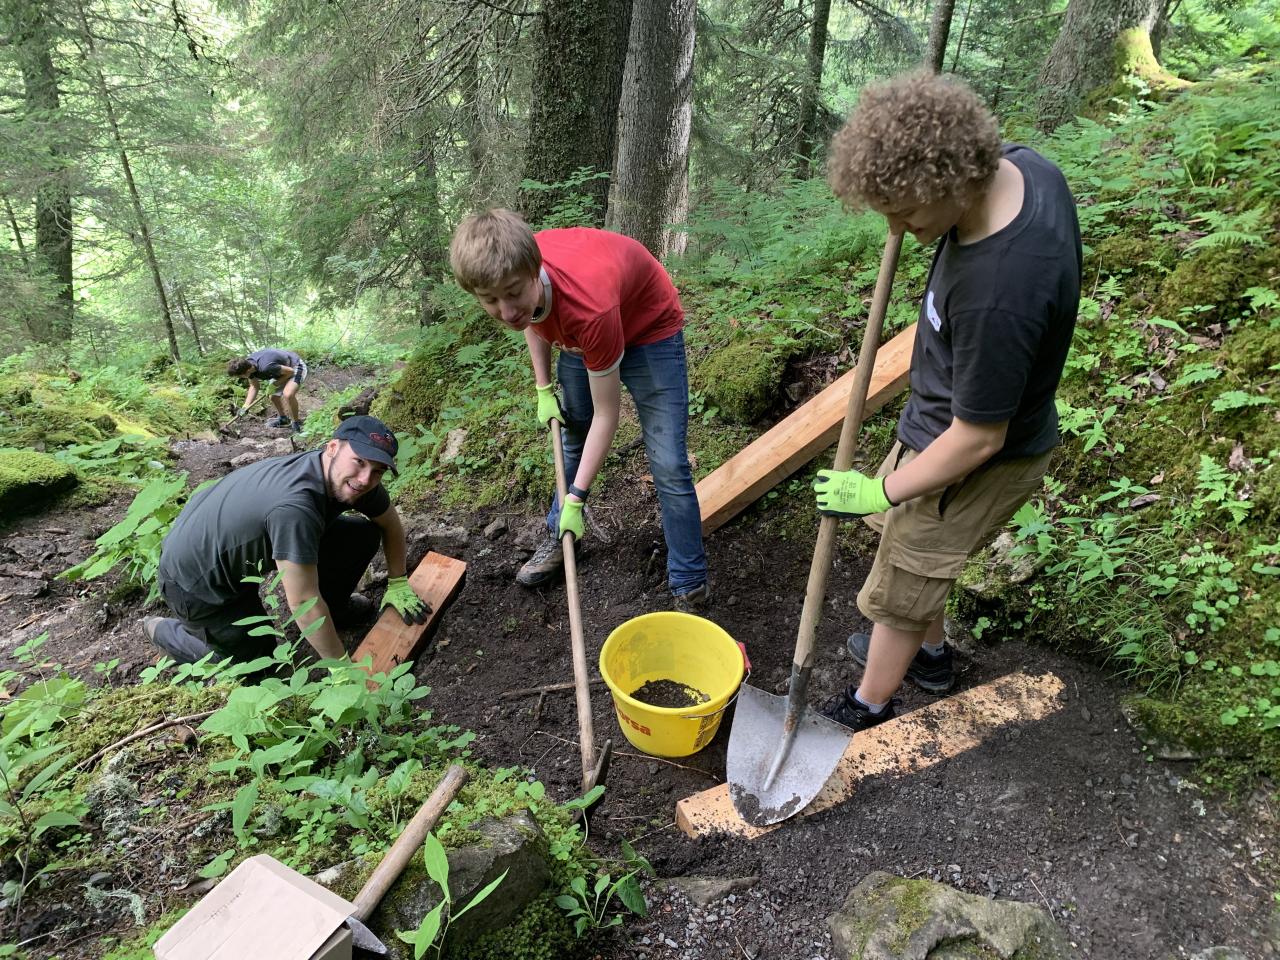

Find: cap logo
<box><xmin>369</xmin><ymin>431</ymin><xmax>396</xmax><ymax>451</ymax></box>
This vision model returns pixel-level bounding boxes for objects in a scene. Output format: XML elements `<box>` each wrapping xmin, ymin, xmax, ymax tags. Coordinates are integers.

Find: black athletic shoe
<box><xmin>820</xmin><ymin>687</ymin><xmax>898</xmax><ymax>732</ymax></box>
<box><xmin>847</xmin><ymin>632</ymin><xmax>956</xmax><ymax>694</ymax></box>
<box><xmin>266</xmin><ymin>414</ymin><xmax>292</xmax><ymax>428</ymax></box>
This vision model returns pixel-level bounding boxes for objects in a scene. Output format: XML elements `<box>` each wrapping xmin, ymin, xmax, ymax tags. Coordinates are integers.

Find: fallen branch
<box><xmin>499</xmin><ymin>677</ymin><xmax>606</xmax><ymax>699</ymax></box>
<box><xmin>75</xmin><ymin>711</ymin><xmax>216</xmax><ymax>772</ymax></box>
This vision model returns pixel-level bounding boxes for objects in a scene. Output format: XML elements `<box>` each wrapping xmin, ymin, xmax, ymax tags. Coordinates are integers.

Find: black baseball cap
<box><xmin>333</xmin><ymin>415</ymin><xmax>399</xmax><ymax>474</ymax></box>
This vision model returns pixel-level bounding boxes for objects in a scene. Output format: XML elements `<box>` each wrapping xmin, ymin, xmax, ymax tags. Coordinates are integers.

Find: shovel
<box><xmin>216</xmin><ymin>393</ymin><xmax>271</xmax><ymax>439</ymax></box>
<box><xmin>548</xmin><ymin>418</ymin><xmax>613</xmax><ymax>817</ymax></box>
<box><xmin>726</xmin><ymin>231</ymin><xmax>905</xmax><ymax>827</ymax></box>
<box><xmin>347</xmin><ymin>764</ymin><xmax>470</xmax><ymax>955</ymax></box>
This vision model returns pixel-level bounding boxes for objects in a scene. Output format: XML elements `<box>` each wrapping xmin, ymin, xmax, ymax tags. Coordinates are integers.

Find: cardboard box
<box><xmin>155</xmin><ymin>854</ymin><xmax>356</xmax><ymax>960</ymax></box>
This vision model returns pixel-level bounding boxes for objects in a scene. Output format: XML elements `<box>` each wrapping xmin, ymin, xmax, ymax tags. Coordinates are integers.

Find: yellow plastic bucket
<box><xmin>598</xmin><ymin>612</ymin><xmax>746</xmax><ymax>758</ymax></box>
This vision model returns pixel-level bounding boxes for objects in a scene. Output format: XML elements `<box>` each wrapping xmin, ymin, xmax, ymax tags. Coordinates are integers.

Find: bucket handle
<box><xmin>679</xmin><ymin>642</ymin><xmax>752</xmax><ymax>720</ymax></box>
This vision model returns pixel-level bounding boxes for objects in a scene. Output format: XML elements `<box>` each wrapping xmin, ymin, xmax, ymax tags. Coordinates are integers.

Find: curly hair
<box><xmin>827</xmin><ymin>70</ymin><xmax>1002</xmax><ymax>210</ymax></box>
<box><xmin>226</xmin><ymin>357</ymin><xmax>253</xmax><ymax>376</ymax></box>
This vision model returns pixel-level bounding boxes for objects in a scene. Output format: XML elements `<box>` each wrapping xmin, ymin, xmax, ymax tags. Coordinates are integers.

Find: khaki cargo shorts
<box><xmin>857</xmin><ymin>441</ymin><xmax>1052</xmax><ymax>633</ymax></box>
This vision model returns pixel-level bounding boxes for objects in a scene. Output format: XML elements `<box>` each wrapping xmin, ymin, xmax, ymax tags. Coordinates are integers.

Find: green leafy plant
<box><xmin>554</xmin><ymin>839</ymin><xmax>651</xmax><ymax>936</ymax></box>
<box><xmin>60</xmin><ymin>472</ymin><xmax>191</xmax><ymax>600</ymax></box>
<box><xmin>396</xmin><ymin>832</ymin><xmax>508</xmax><ymax>959</ymax></box>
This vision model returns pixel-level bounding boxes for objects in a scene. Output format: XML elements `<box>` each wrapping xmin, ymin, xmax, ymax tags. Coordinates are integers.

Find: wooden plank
<box><xmin>675</xmin><ymin>671</ymin><xmax>1065</xmax><ymax>840</ymax></box>
<box><xmin>696</xmin><ymin>322</ymin><xmax>915</xmax><ymax>536</ymax></box>
<box><xmin>351</xmin><ymin>551</ymin><xmax>467</xmax><ymax>680</ymax></box>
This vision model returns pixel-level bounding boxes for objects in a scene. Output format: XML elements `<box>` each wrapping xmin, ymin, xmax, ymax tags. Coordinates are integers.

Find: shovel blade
<box><xmin>726</xmin><ymin>683</ymin><xmax>852</xmax><ymax>827</ymax></box>
<box><xmin>347</xmin><ymin>916</ymin><xmax>387</xmax><ymax>956</ymax></box>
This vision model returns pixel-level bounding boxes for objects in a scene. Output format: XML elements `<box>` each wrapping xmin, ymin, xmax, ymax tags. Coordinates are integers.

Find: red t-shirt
<box><xmin>530</xmin><ymin>228</ymin><xmax>684</xmax><ymax>374</ymax></box>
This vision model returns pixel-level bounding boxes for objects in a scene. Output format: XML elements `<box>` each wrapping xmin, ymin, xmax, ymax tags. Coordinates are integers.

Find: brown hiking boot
<box><xmin>516</xmin><ymin>536</ymin><xmax>564</xmax><ymax>587</ymax></box>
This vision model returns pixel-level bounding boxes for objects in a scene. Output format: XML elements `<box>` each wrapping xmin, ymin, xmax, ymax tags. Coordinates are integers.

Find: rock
<box><xmin>512</xmin><ymin>522</ymin><xmax>546</xmax><ymax>551</ymax></box>
<box><xmin>370</xmin><ymin>813</ymin><xmax>551</xmax><ymax>957</ymax></box>
<box><xmin>1190</xmin><ymin>950</ymin><xmax>1249</xmax><ymax>960</ymax></box>
<box><xmin>271</xmin><ymin>438</ymin><xmax>294</xmax><ymax>456</ymax></box>
<box><xmin>441</xmin><ymin>428</ymin><xmax>468</xmax><ymax>463</ymax></box>
<box><xmin>828</xmin><ymin>871</ymin><xmax>1077</xmax><ymax>960</ymax></box>
<box><xmin>483</xmin><ymin>518</ymin><xmax>508</xmax><ymax>540</ymax></box>
<box><xmin>0</xmin><ymin>449</ymin><xmax>78</xmax><ymax>515</ymax></box>
<box><xmin>229</xmin><ymin>452</ymin><xmax>262</xmax><ymax>468</ymax></box>
<box><xmin>423</xmin><ymin>524</ymin><xmax>470</xmax><ymax>553</ymax></box>
<box><xmin>668</xmin><ymin>876</ymin><xmax>760</xmax><ymax>907</ymax></box>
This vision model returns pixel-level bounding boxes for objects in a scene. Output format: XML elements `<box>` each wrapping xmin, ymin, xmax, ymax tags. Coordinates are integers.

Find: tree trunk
<box><xmin>1036</xmin><ymin>0</ymin><xmax>1173</xmax><ymax>132</ymax></box>
<box><xmin>520</xmin><ymin>0</ymin><xmax>633</xmax><ymax>227</ymax></box>
<box><xmin>795</xmin><ymin>0</ymin><xmax>832</xmax><ymax>179</ymax></box>
<box><xmin>8</xmin><ymin>0</ymin><xmax>73</xmax><ymax>341</ymax></box>
<box><xmin>925</xmin><ymin>0</ymin><xmax>957</xmax><ymax>73</ymax></box>
<box><xmin>176</xmin><ymin>288</ymin><xmax>204</xmax><ymax>356</ymax></box>
<box><xmin>3</xmin><ymin>194</ymin><xmax>29</xmax><ymax>267</ymax></box>
<box><xmin>74</xmin><ymin>0</ymin><xmax>181</xmax><ymax>361</ymax></box>
<box><xmin>947</xmin><ymin>0</ymin><xmax>973</xmax><ymax>72</ymax></box>
<box><xmin>608</xmin><ymin>0</ymin><xmax>695</xmax><ymax>257</ymax></box>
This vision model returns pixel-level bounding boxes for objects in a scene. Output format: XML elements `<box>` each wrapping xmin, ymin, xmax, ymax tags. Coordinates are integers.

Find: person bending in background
<box><xmin>448</xmin><ymin>209</ymin><xmax>709</xmax><ymax>610</ymax></box>
<box><xmin>143</xmin><ymin>416</ymin><xmax>431</xmax><ymax>665</ymax></box>
<box><xmin>812</xmin><ymin>70</ymin><xmax>1081</xmax><ymax>730</ymax></box>
<box><xmin>228</xmin><ymin>348</ymin><xmax>308</xmax><ymax>432</ymax></box>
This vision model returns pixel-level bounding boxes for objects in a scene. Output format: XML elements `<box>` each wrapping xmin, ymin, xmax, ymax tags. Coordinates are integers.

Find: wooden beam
<box><xmin>675</xmin><ymin>671</ymin><xmax>1065</xmax><ymax>840</ymax></box>
<box><xmin>352</xmin><ymin>551</ymin><xmax>467</xmax><ymax>680</ymax></box>
<box><xmin>696</xmin><ymin>322</ymin><xmax>915</xmax><ymax>536</ymax></box>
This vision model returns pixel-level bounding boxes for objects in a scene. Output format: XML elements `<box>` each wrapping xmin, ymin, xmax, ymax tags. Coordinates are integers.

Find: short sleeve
<box><xmin>950</xmin><ymin>309</ymin><xmax>1047</xmax><ymax>423</ymax></box>
<box><xmin>579</xmin><ymin>307</ymin><xmax>625</xmax><ymax>374</ymax></box>
<box><xmin>266</xmin><ymin>503</ymin><xmax>324</xmax><ymax>566</ymax></box>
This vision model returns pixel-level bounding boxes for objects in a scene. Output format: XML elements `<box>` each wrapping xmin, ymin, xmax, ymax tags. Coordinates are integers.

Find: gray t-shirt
<box><xmin>158</xmin><ymin>450</ymin><xmax>390</xmax><ymax>604</ymax></box>
<box><xmin>897</xmin><ymin>144</ymin><xmax>1081</xmax><ymax>460</ymax></box>
<box><xmin>247</xmin><ymin>348</ymin><xmax>303</xmax><ymax>380</ymax></box>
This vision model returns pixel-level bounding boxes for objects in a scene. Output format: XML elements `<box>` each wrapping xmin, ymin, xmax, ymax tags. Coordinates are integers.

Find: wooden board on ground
<box><xmin>695</xmin><ymin>322</ymin><xmax>915</xmax><ymax>536</ymax></box>
<box><xmin>675</xmin><ymin>671</ymin><xmax>1065</xmax><ymax>840</ymax></box>
<box><xmin>352</xmin><ymin>551</ymin><xmax>466</xmax><ymax>680</ymax></box>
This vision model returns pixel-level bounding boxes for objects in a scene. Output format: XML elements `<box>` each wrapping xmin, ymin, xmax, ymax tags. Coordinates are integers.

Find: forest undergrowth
<box><xmin>3</xmin><ymin>63</ymin><xmax>1279</xmax><ymax>959</ymax></box>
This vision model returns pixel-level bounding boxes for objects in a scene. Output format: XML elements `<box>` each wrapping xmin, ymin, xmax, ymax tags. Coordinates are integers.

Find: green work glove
<box><xmin>558</xmin><ymin>498</ymin><xmax>584</xmax><ymax>540</ymax></box>
<box><xmin>382</xmin><ymin>576</ymin><xmax>430</xmax><ymax>625</ymax></box>
<box><xmin>536</xmin><ymin>384</ymin><xmax>563</xmax><ymax>427</ymax></box>
<box><xmin>812</xmin><ymin>468</ymin><xmax>894</xmax><ymax>518</ymax></box>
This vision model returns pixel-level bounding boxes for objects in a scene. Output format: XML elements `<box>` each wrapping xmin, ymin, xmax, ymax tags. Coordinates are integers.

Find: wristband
<box><xmin>568</xmin><ymin>483</ymin><xmax>589</xmax><ymax>501</ymax></box>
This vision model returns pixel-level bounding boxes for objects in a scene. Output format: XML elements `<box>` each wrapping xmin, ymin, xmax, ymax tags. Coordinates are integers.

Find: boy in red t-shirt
<box><xmin>449</xmin><ymin>209</ymin><xmax>708</xmax><ymax>606</ymax></box>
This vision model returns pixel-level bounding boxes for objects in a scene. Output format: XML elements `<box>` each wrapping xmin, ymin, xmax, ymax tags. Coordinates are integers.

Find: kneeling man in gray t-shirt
<box><xmin>144</xmin><ymin>416</ymin><xmax>430</xmax><ymax>664</ymax></box>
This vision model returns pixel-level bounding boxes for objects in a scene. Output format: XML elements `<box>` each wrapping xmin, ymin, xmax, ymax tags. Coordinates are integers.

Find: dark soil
<box><xmin>2</xmin><ymin>369</ymin><xmax>1277</xmax><ymax>959</ymax></box>
<box><xmin>632</xmin><ymin>679</ymin><xmax>710</xmax><ymax>708</ymax></box>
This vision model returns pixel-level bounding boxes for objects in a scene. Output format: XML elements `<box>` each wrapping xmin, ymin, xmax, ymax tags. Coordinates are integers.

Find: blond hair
<box><xmin>449</xmin><ymin>208</ymin><xmax>542</xmax><ymax>292</ymax></box>
<box><xmin>828</xmin><ymin>70</ymin><xmax>1001</xmax><ymax>210</ymax></box>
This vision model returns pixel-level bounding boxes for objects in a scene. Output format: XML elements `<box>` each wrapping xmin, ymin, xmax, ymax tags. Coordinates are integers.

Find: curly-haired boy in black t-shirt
<box><xmin>812</xmin><ymin>70</ymin><xmax>1081</xmax><ymax>731</ymax></box>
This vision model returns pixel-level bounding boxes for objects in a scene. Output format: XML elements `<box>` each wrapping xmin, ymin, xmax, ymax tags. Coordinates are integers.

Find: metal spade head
<box><xmin>726</xmin><ymin>682</ymin><xmax>852</xmax><ymax>827</ymax></box>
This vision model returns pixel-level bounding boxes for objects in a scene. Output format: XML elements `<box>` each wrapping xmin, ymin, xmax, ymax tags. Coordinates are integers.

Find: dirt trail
<box><xmin>1</xmin><ymin>366</ymin><xmax>1276</xmax><ymax>959</ymax></box>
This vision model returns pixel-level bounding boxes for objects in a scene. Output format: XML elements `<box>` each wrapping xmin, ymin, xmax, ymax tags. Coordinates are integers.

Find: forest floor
<box><xmin>2</xmin><ymin>365</ymin><xmax>1277</xmax><ymax>959</ymax></box>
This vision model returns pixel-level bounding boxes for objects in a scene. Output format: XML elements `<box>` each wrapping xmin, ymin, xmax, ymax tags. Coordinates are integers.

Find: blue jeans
<box><xmin>547</xmin><ymin>331</ymin><xmax>707</xmax><ymax>595</ymax></box>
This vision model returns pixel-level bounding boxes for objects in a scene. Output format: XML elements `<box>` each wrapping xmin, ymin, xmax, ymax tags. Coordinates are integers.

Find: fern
<box><xmin>1187</xmin><ymin>208</ymin><xmax>1266</xmax><ymax>251</ymax></box>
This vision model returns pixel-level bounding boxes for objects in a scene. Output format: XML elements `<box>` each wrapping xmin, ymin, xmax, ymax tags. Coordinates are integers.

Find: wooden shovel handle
<box><xmin>350</xmin><ymin>764</ymin><xmax>469</xmax><ymax>922</ymax></box>
<box><xmin>793</xmin><ymin>231</ymin><xmax>905</xmax><ymax>671</ymax></box>
<box><xmin>549</xmin><ymin>422</ymin><xmax>598</xmax><ymax>792</ymax></box>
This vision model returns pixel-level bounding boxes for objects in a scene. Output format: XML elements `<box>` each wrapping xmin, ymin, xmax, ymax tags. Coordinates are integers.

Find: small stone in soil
<box><xmin>631</xmin><ymin>678</ymin><xmax>709</xmax><ymax>708</ymax></box>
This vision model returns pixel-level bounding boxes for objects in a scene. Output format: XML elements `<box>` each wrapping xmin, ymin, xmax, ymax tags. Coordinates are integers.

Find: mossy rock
<box><xmin>1088</xmin><ymin>233</ymin><xmax>1176</xmax><ymax>290</ymax></box>
<box><xmin>0</xmin><ymin>448</ymin><xmax>78</xmax><ymax>515</ymax></box>
<box><xmin>692</xmin><ymin>338</ymin><xmax>791</xmax><ymax>425</ymax></box>
<box><xmin>1</xmin><ymin>402</ymin><xmax>112</xmax><ymax>450</ymax></box>
<box><xmin>1151</xmin><ymin>243</ymin><xmax>1279</xmax><ymax>329</ymax></box>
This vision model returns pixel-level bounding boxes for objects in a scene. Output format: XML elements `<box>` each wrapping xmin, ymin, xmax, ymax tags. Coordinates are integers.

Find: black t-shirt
<box><xmin>897</xmin><ymin>144</ymin><xmax>1081</xmax><ymax>460</ymax></box>
<box><xmin>158</xmin><ymin>450</ymin><xmax>390</xmax><ymax>604</ymax></box>
<box><xmin>247</xmin><ymin>348</ymin><xmax>303</xmax><ymax>380</ymax></box>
